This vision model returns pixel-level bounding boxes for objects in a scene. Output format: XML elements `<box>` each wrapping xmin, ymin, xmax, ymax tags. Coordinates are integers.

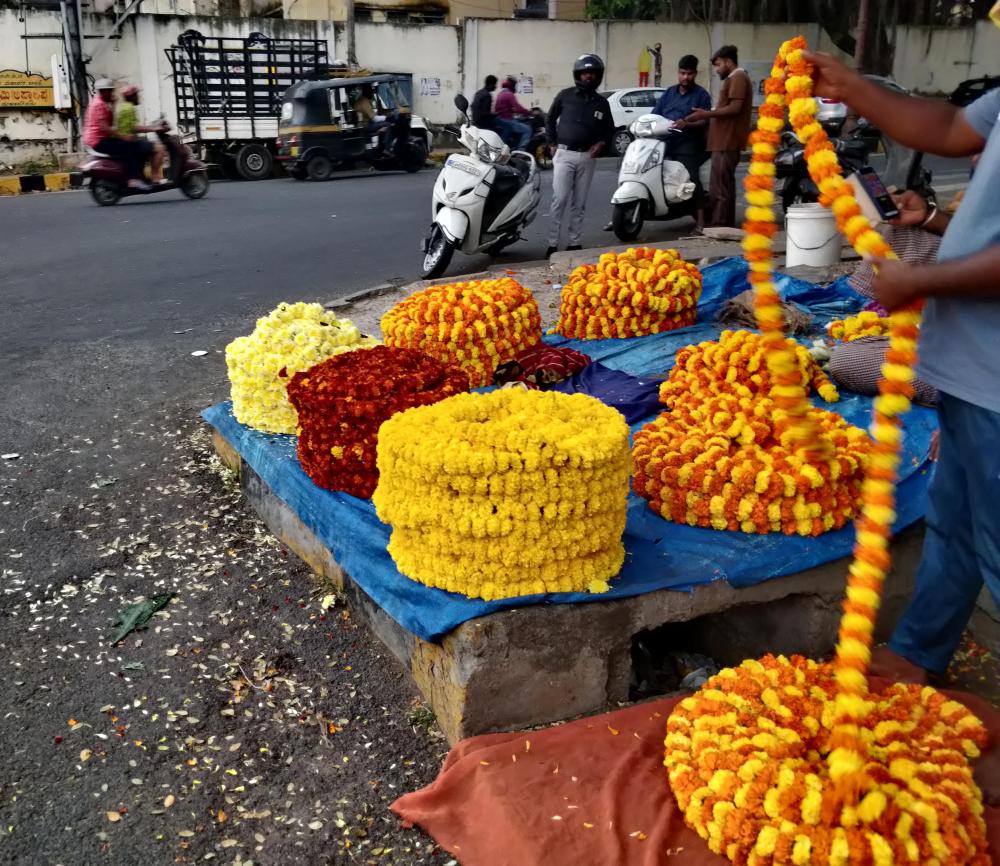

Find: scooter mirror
<box><xmin>454</xmin><ymin>94</ymin><xmax>469</xmax><ymax>114</ymax></box>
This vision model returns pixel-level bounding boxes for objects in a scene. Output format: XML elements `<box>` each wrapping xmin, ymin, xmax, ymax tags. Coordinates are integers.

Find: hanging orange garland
<box><xmin>664</xmin><ymin>37</ymin><xmax>988</xmax><ymax>866</ymax></box>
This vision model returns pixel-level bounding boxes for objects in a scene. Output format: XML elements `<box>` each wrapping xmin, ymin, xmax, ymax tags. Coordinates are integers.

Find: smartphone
<box><xmin>848</xmin><ymin>166</ymin><xmax>900</xmax><ymax>223</ymax></box>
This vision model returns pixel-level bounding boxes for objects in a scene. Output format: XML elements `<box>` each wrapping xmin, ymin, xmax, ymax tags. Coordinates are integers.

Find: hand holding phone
<box><xmin>890</xmin><ymin>190</ymin><xmax>930</xmax><ymax>227</ymax></box>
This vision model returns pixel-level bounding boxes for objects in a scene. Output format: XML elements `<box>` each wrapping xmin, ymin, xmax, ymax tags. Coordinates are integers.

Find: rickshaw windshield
<box><xmin>376</xmin><ymin>81</ymin><xmax>406</xmax><ymax>111</ymax></box>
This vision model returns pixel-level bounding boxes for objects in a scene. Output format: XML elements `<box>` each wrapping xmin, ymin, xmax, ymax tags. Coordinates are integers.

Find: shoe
<box><xmin>602</xmin><ymin>221</ymin><xmax>614</xmax><ymax>231</ymax></box>
<box><xmin>127</xmin><ymin>179</ymin><xmax>152</xmax><ymax>192</ymax></box>
<box><xmin>545</xmin><ymin>246</ymin><xmax>557</xmax><ymax>258</ymax></box>
<box><xmin>566</xmin><ymin>244</ymin><xmax>583</xmax><ymax>251</ymax></box>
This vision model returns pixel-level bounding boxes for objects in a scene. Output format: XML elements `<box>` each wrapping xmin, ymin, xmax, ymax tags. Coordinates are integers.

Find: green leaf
<box><xmin>109</xmin><ymin>593</ymin><xmax>174</xmax><ymax>645</ymax></box>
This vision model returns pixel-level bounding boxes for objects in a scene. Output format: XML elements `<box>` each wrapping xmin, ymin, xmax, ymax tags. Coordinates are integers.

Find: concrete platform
<box><xmin>213</xmin><ymin>428</ymin><xmax>930</xmax><ymax>745</ymax></box>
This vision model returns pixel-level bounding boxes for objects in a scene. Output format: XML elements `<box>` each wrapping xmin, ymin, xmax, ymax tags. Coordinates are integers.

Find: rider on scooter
<box><xmin>82</xmin><ymin>79</ymin><xmax>150</xmax><ymax>192</ymax></box>
<box><xmin>117</xmin><ymin>85</ymin><xmax>167</xmax><ymax>184</ymax></box>
<box><xmin>495</xmin><ymin>77</ymin><xmax>532</xmax><ymax>151</ymax></box>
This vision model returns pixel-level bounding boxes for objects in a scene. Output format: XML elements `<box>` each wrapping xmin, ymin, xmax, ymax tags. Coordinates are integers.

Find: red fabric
<box><xmin>494</xmin><ymin>345</ymin><xmax>591</xmax><ymax>389</ymax></box>
<box><xmin>83</xmin><ymin>97</ymin><xmax>114</xmax><ymax>148</ymax></box>
<box><xmin>392</xmin><ymin>683</ymin><xmax>1000</xmax><ymax>866</ymax></box>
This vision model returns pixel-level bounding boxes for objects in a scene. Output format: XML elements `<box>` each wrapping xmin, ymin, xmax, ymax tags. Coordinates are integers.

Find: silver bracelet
<box><xmin>919</xmin><ymin>205</ymin><xmax>938</xmax><ymax>228</ymax></box>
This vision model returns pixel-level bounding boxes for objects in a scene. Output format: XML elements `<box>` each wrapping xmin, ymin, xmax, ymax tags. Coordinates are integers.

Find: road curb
<box><xmin>0</xmin><ymin>172</ymin><xmax>83</xmax><ymax>196</ymax></box>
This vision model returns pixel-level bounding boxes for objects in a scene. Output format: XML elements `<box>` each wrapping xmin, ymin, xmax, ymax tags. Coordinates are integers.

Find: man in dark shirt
<box><xmin>471</xmin><ymin>75</ymin><xmax>499</xmax><ymax>130</ymax></box>
<box><xmin>545</xmin><ymin>54</ymin><xmax>614</xmax><ymax>257</ymax></box>
<box><xmin>653</xmin><ymin>54</ymin><xmax>712</xmax><ymax>228</ymax></box>
<box><xmin>686</xmin><ymin>44</ymin><xmax>753</xmax><ymax>228</ymax></box>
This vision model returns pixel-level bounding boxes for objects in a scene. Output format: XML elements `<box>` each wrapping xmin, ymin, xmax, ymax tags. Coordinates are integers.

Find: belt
<box><xmin>557</xmin><ymin>143</ymin><xmax>591</xmax><ymax>152</ymax></box>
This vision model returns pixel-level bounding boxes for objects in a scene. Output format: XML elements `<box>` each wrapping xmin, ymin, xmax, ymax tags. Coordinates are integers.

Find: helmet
<box><xmin>121</xmin><ymin>84</ymin><xmax>140</xmax><ymax>99</ymax></box>
<box><xmin>501</xmin><ymin>76</ymin><xmax>517</xmax><ymax>91</ymax></box>
<box><xmin>572</xmin><ymin>54</ymin><xmax>605</xmax><ymax>90</ymax></box>
<box><xmin>94</xmin><ymin>78</ymin><xmax>115</xmax><ymax>92</ymax></box>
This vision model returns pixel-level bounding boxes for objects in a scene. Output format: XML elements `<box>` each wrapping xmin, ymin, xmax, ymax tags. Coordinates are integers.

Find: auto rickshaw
<box><xmin>275</xmin><ymin>74</ymin><xmax>432</xmax><ymax>180</ymax></box>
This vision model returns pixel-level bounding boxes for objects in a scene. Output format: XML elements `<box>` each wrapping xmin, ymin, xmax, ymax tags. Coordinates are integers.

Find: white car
<box><xmin>601</xmin><ymin>87</ymin><xmax>667</xmax><ymax>156</ymax></box>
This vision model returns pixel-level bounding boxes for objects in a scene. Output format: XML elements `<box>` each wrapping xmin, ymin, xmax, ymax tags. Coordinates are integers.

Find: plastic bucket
<box><xmin>784</xmin><ymin>203</ymin><xmax>841</xmax><ymax>268</ymax></box>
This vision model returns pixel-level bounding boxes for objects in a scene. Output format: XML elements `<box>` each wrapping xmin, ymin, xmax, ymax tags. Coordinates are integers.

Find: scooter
<box><xmin>80</xmin><ymin>121</ymin><xmax>210</xmax><ymax>206</ymax></box>
<box><xmin>610</xmin><ymin>114</ymin><xmax>696</xmax><ymax>242</ymax></box>
<box><xmin>421</xmin><ymin>94</ymin><xmax>542</xmax><ymax>280</ymax></box>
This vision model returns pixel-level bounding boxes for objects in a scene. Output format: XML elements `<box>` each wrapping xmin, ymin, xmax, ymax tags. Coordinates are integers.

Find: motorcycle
<box><xmin>776</xmin><ymin>120</ymin><xmax>934</xmax><ymax>211</ymax></box>
<box><xmin>80</xmin><ymin>121</ymin><xmax>210</xmax><ymax>206</ymax></box>
<box><xmin>609</xmin><ymin>114</ymin><xmax>696</xmax><ymax>243</ymax></box>
<box><xmin>519</xmin><ymin>107</ymin><xmax>549</xmax><ymax>170</ymax></box>
<box><xmin>421</xmin><ymin>94</ymin><xmax>542</xmax><ymax>280</ymax></box>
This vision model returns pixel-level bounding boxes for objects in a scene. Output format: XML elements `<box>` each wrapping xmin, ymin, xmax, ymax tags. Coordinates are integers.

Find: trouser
<box><xmin>548</xmin><ymin>147</ymin><xmax>597</xmax><ymax>248</ymax></box>
<box><xmin>889</xmin><ymin>392</ymin><xmax>1000</xmax><ymax>673</ymax></box>
<box><xmin>708</xmin><ymin>149</ymin><xmax>741</xmax><ymax>228</ymax></box>
<box><xmin>496</xmin><ymin>118</ymin><xmax>531</xmax><ymax>150</ymax></box>
<box><xmin>95</xmin><ymin>137</ymin><xmax>141</xmax><ymax>179</ymax></box>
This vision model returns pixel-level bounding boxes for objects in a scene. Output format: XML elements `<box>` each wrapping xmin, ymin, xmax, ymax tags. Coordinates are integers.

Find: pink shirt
<box><xmin>83</xmin><ymin>97</ymin><xmax>114</xmax><ymax>148</ymax></box>
<box><xmin>495</xmin><ymin>88</ymin><xmax>529</xmax><ymax>120</ymax></box>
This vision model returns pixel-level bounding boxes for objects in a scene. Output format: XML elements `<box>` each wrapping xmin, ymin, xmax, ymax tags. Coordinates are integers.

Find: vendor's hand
<box><xmin>802</xmin><ymin>51</ymin><xmax>862</xmax><ymax>103</ymax></box>
<box><xmin>672</xmin><ymin>119</ymin><xmax>689</xmax><ymax>131</ymax></box>
<box><xmin>686</xmin><ymin>109</ymin><xmax>710</xmax><ymax>123</ymax></box>
<box><xmin>890</xmin><ymin>190</ymin><xmax>929</xmax><ymax>227</ymax></box>
<box><xmin>872</xmin><ymin>258</ymin><xmax>921</xmax><ymax>311</ymax></box>
<box><xmin>588</xmin><ymin>142</ymin><xmax>604</xmax><ymax>158</ymax></box>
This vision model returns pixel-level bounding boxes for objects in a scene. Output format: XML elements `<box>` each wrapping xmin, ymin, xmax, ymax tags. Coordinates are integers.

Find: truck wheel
<box><xmin>307</xmin><ymin>154</ymin><xmax>333</xmax><ymax>181</ymax></box>
<box><xmin>612</xmin><ymin>201</ymin><xmax>644</xmax><ymax>242</ymax></box>
<box><xmin>235</xmin><ymin>144</ymin><xmax>273</xmax><ymax>181</ymax></box>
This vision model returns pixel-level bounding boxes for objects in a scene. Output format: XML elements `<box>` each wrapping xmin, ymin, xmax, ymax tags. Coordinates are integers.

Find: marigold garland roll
<box><xmin>373</xmin><ymin>389</ymin><xmax>631</xmax><ymax>600</ymax></box>
<box><xmin>664</xmin><ymin>655</ymin><xmax>990</xmax><ymax>866</ymax></box>
<box><xmin>634</xmin><ymin>330</ymin><xmax>864</xmax><ymax>536</ymax></box>
<box><xmin>553</xmin><ymin>247</ymin><xmax>702</xmax><ymax>339</ymax></box>
<box><xmin>829</xmin><ymin>311</ymin><xmax>892</xmax><ymax>342</ymax></box>
<box><xmin>225</xmin><ymin>301</ymin><xmax>378</xmax><ymax>434</ymax></box>
<box><xmin>380</xmin><ymin>278</ymin><xmax>542</xmax><ymax>387</ymax></box>
<box><xmin>286</xmin><ymin>346</ymin><xmax>468</xmax><ymax>498</ymax></box>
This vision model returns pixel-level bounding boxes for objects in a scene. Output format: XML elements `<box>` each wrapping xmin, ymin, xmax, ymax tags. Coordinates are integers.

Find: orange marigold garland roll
<box><xmin>380</xmin><ymin>278</ymin><xmax>542</xmax><ymax>387</ymax></box>
<box><xmin>553</xmin><ymin>247</ymin><xmax>702</xmax><ymax>339</ymax></box>
<box><xmin>664</xmin><ymin>36</ymin><xmax>987</xmax><ymax>866</ymax></box>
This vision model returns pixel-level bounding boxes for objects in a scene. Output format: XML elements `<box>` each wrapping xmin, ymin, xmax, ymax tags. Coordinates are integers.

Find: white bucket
<box><xmin>784</xmin><ymin>203</ymin><xmax>841</xmax><ymax>268</ymax></box>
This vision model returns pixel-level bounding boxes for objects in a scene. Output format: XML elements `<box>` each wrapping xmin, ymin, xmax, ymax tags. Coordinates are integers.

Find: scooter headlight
<box><xmin>640</xmin><ymin>148</ymin><xmax>663</xmax><ymax>174</ymax></box>
<box><xmin>476</xmin><ymin>139</ymin><xmax>504</xmax><ymax>164</ymax></box>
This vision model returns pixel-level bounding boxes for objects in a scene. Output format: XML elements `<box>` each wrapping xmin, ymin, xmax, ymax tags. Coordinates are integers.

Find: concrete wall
<box><xmin>2</xmin><ymin>9</ymin><xmax>998</xmax><ymax>161</ymax></box>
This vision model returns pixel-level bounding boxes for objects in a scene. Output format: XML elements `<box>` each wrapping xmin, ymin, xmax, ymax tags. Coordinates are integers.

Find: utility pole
<box><xmin>60</xmin><ymin>0</ymin><xmax>89</xmax><ymax>146</ymax></box>
<box><xmin>344</xmin><ymin>0</ymin><xmax>357</xmax><ymax>67</ymax></box>
<box><xmin>854</xmin><ymin>0</ymin><xmax>871</xmax><ymax>72</ymax></box>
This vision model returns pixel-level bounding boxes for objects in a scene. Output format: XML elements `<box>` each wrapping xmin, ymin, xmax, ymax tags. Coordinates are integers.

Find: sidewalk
<box><xmin>0</xmin><ymin>171</ymin><xmax>82</xmax><ymax>195</ymax></box>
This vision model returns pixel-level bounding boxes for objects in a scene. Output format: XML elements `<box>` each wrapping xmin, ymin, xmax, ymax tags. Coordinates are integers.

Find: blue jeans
<box><xmin>496</xmin><ymin>118</ymin><xmax>531</xmax><ymax>151</ymax></box>
<box><xmin>889</xmin><ymin>392</ymin><xmax>1000</xmax><ymax>673</ymax></box>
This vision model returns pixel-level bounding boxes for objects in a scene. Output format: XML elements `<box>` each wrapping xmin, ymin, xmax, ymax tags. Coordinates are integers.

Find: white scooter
<box><xmin>421</xmin><ymin>94</ymin><xmax>542</xmax><ymax>279</ymax></box>
<box><xmin>610</xmin><ymin>114</ymin><xmax>697</xmax><ymax>242</ymax></box>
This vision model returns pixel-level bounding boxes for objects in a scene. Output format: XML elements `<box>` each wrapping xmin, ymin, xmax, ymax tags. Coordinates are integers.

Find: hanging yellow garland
<box><xmin>664</xmin><ymin>37</ymin><xmax>988</xmax><ymax>866</ymax></box>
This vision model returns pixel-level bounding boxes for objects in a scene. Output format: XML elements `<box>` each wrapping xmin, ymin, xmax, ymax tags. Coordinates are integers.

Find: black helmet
<box><xmin>573</xmin><ymin>54</ymin><xmax>605</xmax><ymax>90</ymax></box>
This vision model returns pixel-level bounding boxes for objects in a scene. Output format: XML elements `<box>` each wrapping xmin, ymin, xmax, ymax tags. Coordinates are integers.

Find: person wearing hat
<box><xmin>545</xmin><ymin>54</ymin><xmax>614</xmax><ymax>257</ymax></box>
<box><xmin>82</xmin><ymin>79</ymin><xmax>149</xmax><ymax>191</ymax></box>
<box><xmin>116</xmin><ymin>85</ymin><xmax>166</xmax><ymax>183</ymax></box>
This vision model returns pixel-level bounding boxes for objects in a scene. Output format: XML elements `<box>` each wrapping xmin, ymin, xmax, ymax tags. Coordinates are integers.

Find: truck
<box><xmin>165</xmin><ymin>30</ymin><xmax>331</xmax><ymax>180</ymax></box>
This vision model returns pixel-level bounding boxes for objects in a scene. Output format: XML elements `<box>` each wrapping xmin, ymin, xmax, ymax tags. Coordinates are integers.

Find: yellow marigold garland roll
<box><xmin>380</xmin><ymin>278</ymin><xmax>542</xmax><ymax>387</ymax></box>
<box><xmin>829</xmin><ymin>311</ymin><xmax>892</xmax><ymax>342</ymax></box>
<box><xmin>373</xmin><ymin>389</ymin><xmax>631</xmax><ymax>600</ymax></box>
<box><xmin>225</xmin><ymin>301</ymin><xmax>378</xmax><ymax>434</ymax></box>
<box><xmin>665</xmin><ymin>37</ymin><xmax>986</xmax><ymax>866</ymax></box>
<box><xmin>553</xmin><ymin>247</ymin><xmax>702</xmax><ymax>339</ymax></box>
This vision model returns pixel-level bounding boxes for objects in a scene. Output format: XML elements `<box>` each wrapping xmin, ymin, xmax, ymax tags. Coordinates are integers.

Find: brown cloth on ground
<box><xmin>392</xmin><ymin>682</ymin><xmax>1000</xmax><ymax>866</ymax></box>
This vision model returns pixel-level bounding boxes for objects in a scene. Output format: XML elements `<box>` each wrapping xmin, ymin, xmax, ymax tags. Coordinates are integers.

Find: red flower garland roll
<box><xmin>287</xmin><ymin>346</ymin><xmax>468</xmax><ymax>498</ymax></box>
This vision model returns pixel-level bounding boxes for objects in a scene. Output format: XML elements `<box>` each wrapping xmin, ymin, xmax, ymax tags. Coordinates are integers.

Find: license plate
<box><xmin>290</xmin><ymin>146</ymin><xmax>299</xmax><ymax>157</ymax></box>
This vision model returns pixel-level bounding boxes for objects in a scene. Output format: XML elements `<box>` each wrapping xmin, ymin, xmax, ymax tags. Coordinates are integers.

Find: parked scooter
<box><xmin>609</xmin><ymin>114</ymin><xmax>696</xmax><ymax>242</ymax></box>
<box><xmin>80</xmin><ymin>121</ymin><xmax>210</xmax><ymax>206</ymax></box>
<box><xmin>421</xmin><ymin>94</ymin><xmax>542</xmax><ymax>279</ymax></box>
<box><xmin>775</xmin><ymin>120</ymin><xmax>933</xmax><ymax>211</ymax></box>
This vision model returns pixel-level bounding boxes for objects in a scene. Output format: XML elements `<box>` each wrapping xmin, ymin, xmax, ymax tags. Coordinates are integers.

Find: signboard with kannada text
<box><xmin>0</xmin><ymin>70</ymin><xmax>55</xmax><ymax>109</ymax></box>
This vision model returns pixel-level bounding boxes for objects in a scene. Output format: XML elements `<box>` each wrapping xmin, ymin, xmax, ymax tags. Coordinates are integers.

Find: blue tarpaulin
<box><xmin>203</xmin><ymin>258</ymin><xmax>935</xmax><ymax>642</ymax></box>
